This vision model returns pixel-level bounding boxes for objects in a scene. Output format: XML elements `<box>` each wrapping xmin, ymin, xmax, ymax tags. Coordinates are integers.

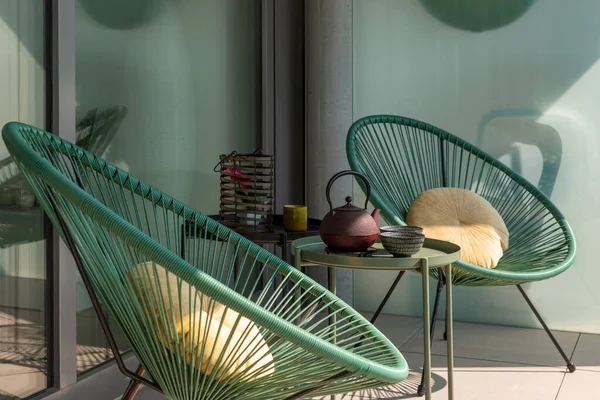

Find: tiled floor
<box><xmin>315</xmin><ymin>313</ymin><xmax>596</xmax><ymax>400</ymax></box>
<box><xmin>0</xmin><ymin>306</ymin><xmax>47</xmax><ymax>399</ymax></box>
<box><xmin>2</xmin><ymin>309</ymin><xmax>598</xmax><ymax>399</ymax></box>
<box><xmin>137</xmin><ymin>313</ymin><xmax>600</xmax><ymax>400</ymax></box>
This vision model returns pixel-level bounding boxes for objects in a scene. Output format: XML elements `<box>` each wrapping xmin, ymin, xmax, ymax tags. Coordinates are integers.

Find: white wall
<box><xmin>353</xmin><ymin>0</ymin><xmax>600</xmax><ymax>333</ymax></box>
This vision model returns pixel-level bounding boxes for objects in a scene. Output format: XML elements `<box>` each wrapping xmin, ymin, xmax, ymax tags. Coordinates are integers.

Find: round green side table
<box><xmin>292</xmin><ymin>236</ymin><xmax>461</xmax><ymax>400</ymax></box>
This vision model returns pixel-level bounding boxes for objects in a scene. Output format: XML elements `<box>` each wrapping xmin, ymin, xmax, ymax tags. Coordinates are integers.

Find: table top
<box><xmin>292</xmin><ymin>236</ymin><xmax>461</xmax><ymax>270</ymax></box>
<box><xmin>184</xmin><ymin>214</ymin><xmax>321</xmax><ymax>245</ymax></box>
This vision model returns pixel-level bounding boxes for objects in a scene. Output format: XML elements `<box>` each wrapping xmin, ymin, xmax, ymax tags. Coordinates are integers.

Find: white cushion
<box><xmin>129</xmin><ymin>262</ymin><xmax>274</xmax><ymax>381</ymax></box>
<box><xmin>406</xmin><ymin>188</ymin><xmax>509</xmax><ymax>268</ymax></box>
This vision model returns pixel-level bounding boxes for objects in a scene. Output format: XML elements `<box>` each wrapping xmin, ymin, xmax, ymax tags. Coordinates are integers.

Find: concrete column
<box><xmin>305</xmin><ymin>0</ymin><xmax>354</xmax><ymax>305</ymax></box>
<box><xmin>53</xmin><ymin>0</ymin><xmax>79</xmax><ymax>388</ymax></box>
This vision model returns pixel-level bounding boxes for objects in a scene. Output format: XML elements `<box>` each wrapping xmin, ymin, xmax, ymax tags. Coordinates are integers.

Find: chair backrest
<box><xmin>0</xmin><ymin>107</ymin><xmax>128</xmax><ymax>248</ymax></box>
<box><xmin>3</xmin><ymin>122</ymin><xmax>407</xmax><ymax>399</ymax></box>
<box><xmin>347</xmin><ymin>115</ymin><xmax>576</xmax><ymax>281</ymax></box>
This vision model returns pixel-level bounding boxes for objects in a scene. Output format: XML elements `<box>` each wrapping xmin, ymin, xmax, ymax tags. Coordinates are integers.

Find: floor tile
<box><xmin>0</xmin><ymin>307</ymin><xmax>43</xmax><ymax>326</ymax></box>
<box><xmin>402</xmin><ymin>351</ymin><xmax>564</xmax><ymax>373</ymax></box>
<box><xmin>334</xmin><ymin>353</ymin><xmax>564</xmax><ymax>400</ymax></box>
<box><xmin>0</xmin><ymin>366</ymin><xmax>46</xmax><ymax>399</ymax></box>
<box><xmin>361</xmin><ymin>312</ymin><xmax>422</xmax><ymax>348</ymax></box>
<box><xmin>401</xmin><ymin>320</ymin><xmax>578</xmax><ymax>369</ymax></box>
<box><xmin>137</xmin><ymin>388</ymin><xmax>167</xmax><ymax>399</ymax></box>
<box><xmin>557</xmin><ymin>369</ymin><xmax>600</xmax><ymax>399</ymax></box>
<box><xmin>0</xmin><ymin>362</ymin><xmax>44</xmax><ymax>378</ymax></box>
<box><xmin>570</xmin><ymin>333</ymin><xmax>600</xmax><ymax>372</ymax></box>
<box><xmin>14</xmin><ymin>310</ymin><xmax>597</xmax><ymax>400</ymax></box>
<box><xmin>75</xmin><ymin>306</ymin><xmax>130</xmax><ymax>373</ymax></box>
<box><xmin>76</xmin><ymin>345</ymin><xmax>112</xmax><ymax>373</ymax></box>
<box><xmin>0</xmin><ymin>324</ymin><xmax>46</xmax><ymax>373</ymax></box>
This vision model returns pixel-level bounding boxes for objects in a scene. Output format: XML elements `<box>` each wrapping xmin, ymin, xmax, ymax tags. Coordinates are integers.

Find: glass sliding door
<box><xmin>0</xmin><ymin>0</ymin><xmax>49</xmax><ymax>398</ymax></box>
<box><xmin>74</xmin><ymin>0</ymin><xmax>261</xmax><ymax>374</ymax></box>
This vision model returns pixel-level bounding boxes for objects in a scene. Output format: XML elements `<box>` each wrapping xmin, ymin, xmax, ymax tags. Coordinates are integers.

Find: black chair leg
<box><xmin>417</xmin><ymin>279</ymin><xmax>445</xmax><ymax>396</ymax></box>
<box><xmin>517</xmin><ymin>284</ymin><xmax>576</xmax><ymax>372</ymax></box>
<box><xmin>443</xmin><ymin>303</ymin><xmax>448</xmax><ymax>341</ymax></box>
<box><xmin>370</xmin><ymin>271</ymin><xmax>406</xmax><ymax>324</ymax></box>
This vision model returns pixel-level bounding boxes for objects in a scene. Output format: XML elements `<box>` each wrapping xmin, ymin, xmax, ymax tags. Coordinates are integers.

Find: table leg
<box><xmin>370</xmin><ymin>271</ymin><xmax>405</xmax><ymax>324</ymax></box>
<box><xmin>293</xmin><ymin>250</ymin><xmax>302</xmax><ymax>324</ymax></box>
<box><xmin>328</xmin><ymin>266</ymin><xmax>338</xmax><ymax>400</ymax></box>
<box><xmin>280</xmin><ymin>233</ymin><xmax>288</xmax><ymax>263</ymax></box>
<box><xmin>279</xmin><ymin>235</ymin><xmax>288</xmax><ymax>299</ymax></box>
<box><xmin>328</xmin><ymin>267</ymin><xmax>337</xmax><ymax>342</ymax></box>
<box><xmin>179</xmin><ymin>222</ymin><xmax>186</xmax><ymax>259</ymax></box>
<box><xmin>421</xmin><ymin>258</ymin><xmax>431</xmax><ymax>400</ymax></box>
<box><xmin>446</xmin><ymin>264</ymin><xmax>454</xmax><ymax>400</ymax></box>
<box><xmin>328</xmin><ymin>266</ymin><xmax>337</xmax><ymax>295</ymax></box>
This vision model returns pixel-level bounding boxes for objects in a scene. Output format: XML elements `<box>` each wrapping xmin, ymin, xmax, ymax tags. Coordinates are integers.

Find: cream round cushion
<box><xmin>406</xmin><ymin>188</ymin><xmax>509</xmax><ymax>268</ymax></box>
<box><xmin>129</xmin><ymin>262</ymin><xmax>274</xmax><ymax>381</ymax></box>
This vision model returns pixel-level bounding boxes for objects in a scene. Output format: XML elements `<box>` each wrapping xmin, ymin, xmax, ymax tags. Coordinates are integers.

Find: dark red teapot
<box><xmin>320</xmin><ymin>171</ymin><xmax>381</xmax><ymax>252</ymax></box>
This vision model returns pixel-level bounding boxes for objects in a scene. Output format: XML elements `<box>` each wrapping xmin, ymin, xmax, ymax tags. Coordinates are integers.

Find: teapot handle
<box><xmin>326</xmin><ymin>170</ymin><xmax>371</xmax><ymax>213</ymax></box>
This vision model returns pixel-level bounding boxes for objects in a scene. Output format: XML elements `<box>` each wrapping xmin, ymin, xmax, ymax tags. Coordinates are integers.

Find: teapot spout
<box><xmin>371</xmin><ymin>209</ymin><xmax>381</xmax><ymax>225</ymax></box>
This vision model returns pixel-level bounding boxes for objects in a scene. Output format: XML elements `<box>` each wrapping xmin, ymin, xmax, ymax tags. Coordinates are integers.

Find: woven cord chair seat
<box><xmin>3</xmin><ymin>122</ymin><xmax>408</xmax><ymax>400</ymax></box>
<box><xmin>346</xmin><ymin>115</ymin><xmax>576</xmax><ymax>286</ymax></box>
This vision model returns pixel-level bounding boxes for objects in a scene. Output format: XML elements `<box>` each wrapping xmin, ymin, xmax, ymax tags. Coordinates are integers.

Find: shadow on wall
<box><xmin>78</xmin><ymin>0</ymin><xmax>165</xmax><ymax>30</ymax></box>
<box><xmin>0</xmin><ymin>0</ymin><xmax>166</xmax><ymax>34</ymax></box>
<box><xmin>353</xmin><ymin>0</ymin><xmax>600</xmax><ymax>144</ymax></box>
<box><xmin>478</xmin><ymin>110</ymin><xmax>562</xmax><ymax>198</ymax></box>
<box><xmin>419</xmin><ymin>0</ymin><xmax>536</xmax><ymax>32</ymax></box>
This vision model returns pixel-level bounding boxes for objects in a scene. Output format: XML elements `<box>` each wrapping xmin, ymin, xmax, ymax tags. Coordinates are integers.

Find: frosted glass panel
<box><xmin>0</xmin><ymin>1</ymin><xmax>48</xmax><ymax>398</ymax></box>
<box><xmin>75</xmin><ymin>0</ymin><xmax>261</xmax><ymax>373</ymax></box>
<box><xmin>353</xmin><ymin>0</ymin><xmax>600</xmax><ymax>333</ymax></box>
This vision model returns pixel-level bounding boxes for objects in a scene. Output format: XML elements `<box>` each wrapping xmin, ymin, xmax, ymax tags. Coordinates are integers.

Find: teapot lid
<box><xmin>334</xmin><ymin>196</ymin><xmax>363</xmax><ymax>212</ymax></box>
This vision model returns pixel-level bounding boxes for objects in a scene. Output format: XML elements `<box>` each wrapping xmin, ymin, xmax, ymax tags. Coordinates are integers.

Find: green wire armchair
<box><xmin>3</xmin><ymin>122</ymin><xmax>408</xmax><ymax>400</ymax></box>
<box><xmin>346</xmin><ymin>115</ymin><xmax>576</xmax><ymax>395</ymax></box>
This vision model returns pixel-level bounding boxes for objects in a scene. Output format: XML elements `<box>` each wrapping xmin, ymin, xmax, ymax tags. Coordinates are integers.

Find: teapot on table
<box><xmin>319</xmin><ymin>171</ymin><xmax>381</xmax><ymax>252</ymax></box>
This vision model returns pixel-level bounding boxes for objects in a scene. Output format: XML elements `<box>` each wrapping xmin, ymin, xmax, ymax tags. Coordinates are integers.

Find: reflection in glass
<box><xmin>75</xmin><ymin>0</ymin><xmax>261</xmax><ymax>375</ymax></box>
<box><xmin>479</xmin><ymin>111</ymin><xmax>563</xmax><ymax>198</ymax></box>
<box><xmin>73</xmin><ymin>106</ymin><xmax>130</xmax><ymax>373</ymax></box>
<box><xmin>0</xmin><ymin>1</ymin><xmax>48</xmax><ymax>397</ymax></box>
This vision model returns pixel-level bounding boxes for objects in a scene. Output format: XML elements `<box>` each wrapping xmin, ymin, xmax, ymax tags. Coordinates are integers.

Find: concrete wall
<box><xmin>306</xmin><ymin>0</ymin><xmax>354</xmax><ymax>305</ymax></box>
<box><xmin>353</xmin><ymin>0</ymin><xmax>600</xmax><ymax>333</ymax></box>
